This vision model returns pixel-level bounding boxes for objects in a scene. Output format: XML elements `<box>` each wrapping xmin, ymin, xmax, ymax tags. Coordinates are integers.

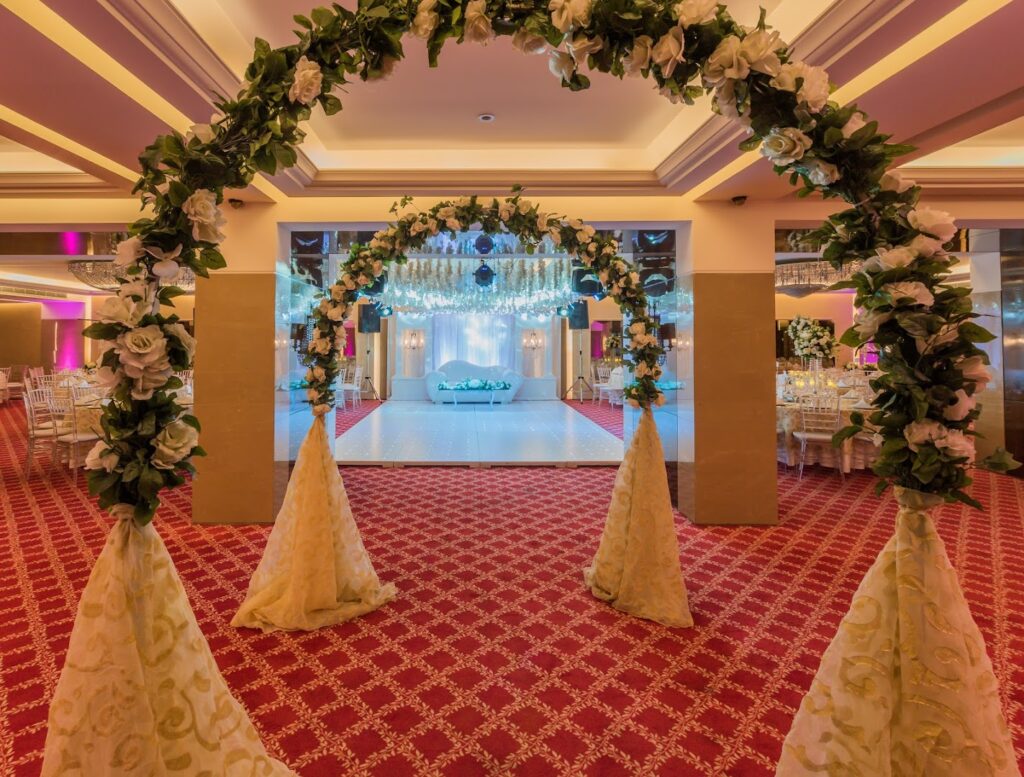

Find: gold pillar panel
<box><xmin>678</xmin><ymin>272</ymin><xmax>778</xmax><ymax>525</ymax></box>
<box><xmin>0</xmin><ymin>302</ymin><xmax>43</xmax><ymax>367</ymax></box>
<box><xmin>193</xmin><ymin>274</ymin><xmax>277</xmax><ymax>524</ymax></box>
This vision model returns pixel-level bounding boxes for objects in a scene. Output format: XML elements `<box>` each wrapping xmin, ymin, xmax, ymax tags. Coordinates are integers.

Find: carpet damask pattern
<box><xmin>0</xmin><ymin>402</ymin><xmax>1021</xmax><ymax>776</ymax></box>
<box><xmin>563</xmin><ymin>400</ymin><xmax>624</xmax><ymax>440</ymax></box>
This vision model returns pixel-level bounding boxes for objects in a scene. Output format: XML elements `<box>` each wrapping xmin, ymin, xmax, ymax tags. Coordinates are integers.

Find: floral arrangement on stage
<box><xmin>437</xmin><ymin>378</ymin><xmax>512</xmax><ymax>391</ymax></box>
<box><xmin>785</xmin><ymin>316</ymin><xmax>837</xmax><ymax>361</ymax></box>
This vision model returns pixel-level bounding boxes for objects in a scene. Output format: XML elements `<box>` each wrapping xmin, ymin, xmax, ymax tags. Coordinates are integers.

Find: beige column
<box><xmin>676</xmin><ymin>203</ymin><xmax>779</xmax><ymax>525</ymax></box>
<box><xmin>193</xmin><ymin>202</ymin><xmax>289</xmax><ymax>524</ymax></box>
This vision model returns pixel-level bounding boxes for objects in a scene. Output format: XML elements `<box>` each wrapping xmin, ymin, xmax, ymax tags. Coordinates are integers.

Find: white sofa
<box><xmin>425</xmin><ymin>360</ymin><xmax>524</xmax><ymax>404</ymax></box>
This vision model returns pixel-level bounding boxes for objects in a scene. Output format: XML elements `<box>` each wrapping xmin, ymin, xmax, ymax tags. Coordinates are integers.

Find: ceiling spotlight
<box><xmin>478</xmin><ymin>113</ymin><xmax>496</xmax><ymax>123</ymax></box>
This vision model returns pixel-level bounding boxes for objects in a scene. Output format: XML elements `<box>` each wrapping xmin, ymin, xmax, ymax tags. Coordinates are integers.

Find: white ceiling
<box><xmin>0</xmin><ymin>136</ymin><xmax>82</xmax><ymax>174</ymax></box>
<box><xmin>170</xmin><ymin>0</ymin><xmax>812</xmax><ymax>171</ymax></box>
<box><xmin>907</xmin><ymin>116</ymin><xmax>1024</xmax><ymax>168</ymax></box>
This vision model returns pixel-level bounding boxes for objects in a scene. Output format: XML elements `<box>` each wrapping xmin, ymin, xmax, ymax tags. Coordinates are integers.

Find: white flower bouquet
<box><xmin>786</xmin><ymin>315</ymin><xmax>837</xmax><ymax>360</ymax></box>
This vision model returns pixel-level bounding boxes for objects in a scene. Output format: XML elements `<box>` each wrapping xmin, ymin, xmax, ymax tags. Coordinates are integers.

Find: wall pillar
<box><xmin>677</xmin><ymin>204</ymin><xmax>779</xmax><ymax>525</ymax></box>
<box><xmin>193</xmin><ymin>203</ymin><xmax>286</xmax><ymax>524</ymax></box>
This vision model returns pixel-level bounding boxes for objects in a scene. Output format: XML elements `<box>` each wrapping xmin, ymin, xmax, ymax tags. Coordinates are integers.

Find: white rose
<box><xmin>164</xmin><ymin>321</ymin><xmax>196</xmax><ymax>364</ymax></box>
<box><xmin>635</xmin><ymin>361</ymin><xmax>650</xmax><ymax>378</ymax></box>
<box><xmin>882</xmin><ymin>281</ymin><xmax>934</xmax><ymax>308</ymax></box>
<box><xmin>806</xmin><ymin>160</ymin><xmax>841</xmax><ymax>187</ymax></box>
<box><xmin>498</xmin><ymin>200</ymin><xmax>516</xmax><ymax>222</ymax></box>
<box><xmin>958</xmin><ymin>355</ymin><xmax>991</xmax><ymax>391</ymax></box>
<box><xmin>873</xmin><ymin>246</ymin><xmax>917</xmax><ymax>271</ymax></box>
<box><xmin>288</xmin><ymin>56</ymin><xmax>323</xmax><ymax>104</ymax></box>
<box><xmin>943</xmin><ymin>389</ymin><xmax>976</xmax><ymax>422</ymax></box>
<box><xmin>841</xmin><ymin>112</ymin><xmax>867</xmax><ymax>139</ymax></box>
<box><xmin>655</xmin><ymin>393</ymin><xmax>667</xmax><ymax>407</ymax></box>
<box><xmin>935</xmin><ymin>428</ymin><xmax>975</xmax><ymax>463</ymax></box>
<box><xmin>445</xmin><ymin>218</ymin><xmax>461</xmax><ymax>231</ymax></box>
<box><xmin>150</xmin><ymin>420</ymin><xmax>200</xmax><ymax>470</ymax></box>
<box><xmin>186</xmin><ymin>122</ymin><xmax>215</xmax><ymax>144</ymax></box>
<box><xmin>85</xmin><ymin>441</ymin><xmax>119</xmax><ymax>473</ymax></box>
<box><xmin>367</xmin><ymin>56</ymin><xmax>398</xmax><ymax>81</ymax></box>
<box><xmin>713</xmin><ymin>79</ymin><xmax>743</xmax><ymax>121</ymax></box>
<box><xmin>132</xmin><ymin>367</ymin><xmax>173</xmax><ymax>401</ymax></box>
<box><xmin>674</xmin><ymin>0</ymin><xmax>717</xmax><ymax>27</ymax></box>
<box><xmin>629</xmin><ymin>321</ymin><xmax>646</xmax><ymax>336</ymax></box>
<box><xmin>115</xmin><ymin>325</ymin><xmax>170</xmax><ymax>380</ymax></box>
<box><xmin>411</xmin><ymin>0</ymin><xmax>439</xmax><ymax>38</ymax></box>
<box><xmin>181</xmin><ymin>189</ymin><xmax>226</xmax><ymax>243</ymax></box>
<box><xmin>330</xmin><ymin>285</ymin><xmax>346</xmax><ymax>301</ymax></box>
<box><xmin>659</xmin><ymin>86</ymin><xmax>684</xmax><ymax>105</ymax></box>
<box><xmin>908</xmin><ymin>233</ymin><xmax>944</xmax><ymax>258</ymax></box>
<box><xmin>152</xmin><ymin>259</ymin><xmax>182</xmax><ymax>281</ymax></box>
<box><xmin>652</xmin><ymin>27</ymin><xmax>685</xmax><ymax>78</ymax></box>
<box><xmin>327</xmin><ymin>305</ymin><xmax>345</xmax><ymax>322</ymax></box>
<box><xmin>517</xmin><ymin>198</ymin><xmax>533</xmax><ymax>214</ymax></box>
<box><xmin>536</xmin><ymin>212</ymin><xmax>551</xmax><ymax>231</ymax></box>
<box><xmin>704</xmin><ymin>36</ymin><xmax>747</xmax><ymax>86</ymax></box>
<box><xmin>908</xmin><ymin>208</ymin><xmax>957</xmax><ymax>244</ymax></box>
<box><xmin>853</xmin><ymin>308</ymin><xmax>891</xmax><ymax>339</ymax></box>
<box><xmin>568</xmin><ymin>34</ymin><xmax>602</xmax><ymax>64</ymax></box>
<box><xmin>464</xmin><ymin>0</ymin><xmax>492</xmax><ymax>44</ymax></box>
<box><xmin>306</xmin><ymin>388</ymin><xmax>318</xmax><ymax>402</ymax></box>
<box><xmin>904</xmin><ymin>419</ymin><xmax>946</xmax><ymax>451</ymax></box>
<box><xmin>548</xmin><ymin>49</ymin><xmax>575</xmax><ymax>82</ymax></box>
<box><xmin>96</xmin><ymin>295</ymin><xmax>148</xmax><ymax>327</ymax></box>
<box><xmin>114</xmin><ymin>236</ymin><xmax>145</xmax><ymax>268</ymax></box>
<box><xmin>739</xmin><ymin>29</ymin><xmax>782</xmax><ymax>77</ymax></box>
<box><xmin>880</xmin><ymin>170</ymin><xmax>914</xmax><ymax>193</ymax></box>
<box><xmin>511</xmin><ymin>27</ymin><xmax>548</xmax><ymax>55</ymax></box>
<box><xmin>313</xmin><ymin>366</ymin><xmax>326</xmax><ymax>382</ymax></box>
<box><xmin>623</xmin><ymin>35</ymin><xmax>653</xmax><ymax>76</ymax></box>
<box><xmin>771</xmin><ymin>62</ymin><xmax>830</xmax><ymax>112</ymax></box>
<box><xmin>549</xmin><ymin>0</ymin><xmax>591</xmax><ymax>33</ymax></box>
<box><xmin>312</xmin><ymin>338</ymin><xmax>332</xmax><ymax>356</ymax></box>
<box><xmin>760</xmin><ymin>127</ymin><xmax>812</xmax><ymax>166</ymax></box>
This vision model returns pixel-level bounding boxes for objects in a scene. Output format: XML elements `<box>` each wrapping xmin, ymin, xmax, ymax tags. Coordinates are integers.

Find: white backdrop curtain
<box><xmin>432</xmin><ymin>314</ymin><xmax>515</xmax><ymax>369</ymax></box>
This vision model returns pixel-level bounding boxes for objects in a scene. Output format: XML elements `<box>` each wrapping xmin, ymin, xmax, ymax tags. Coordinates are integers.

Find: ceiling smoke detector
<box><xmin>478</xmin><ymin>113</ymin><xmax>496</xmax><ymax>123</ymax></box>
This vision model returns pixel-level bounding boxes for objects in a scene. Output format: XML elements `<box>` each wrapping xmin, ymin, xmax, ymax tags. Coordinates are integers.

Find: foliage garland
<box><xmin>83</xmin><ymin>0</ymin><xmax>1016</xmax><ymax>522</ymax></box>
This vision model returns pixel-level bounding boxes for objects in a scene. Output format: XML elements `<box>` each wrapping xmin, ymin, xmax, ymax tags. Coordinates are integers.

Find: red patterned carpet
<box><xmin>1</xmin><ymin>401</ymin><xmax>1022</xmax><ymax>776</ymax></box>
<box><xmin>335</xmin><ymin>399</ymin><xmax>383</xmax><ymax>437</ymax></box>
<box><xmin>563</xmin><ymin>399</ymin><xmax>624</xmax><ymax>440</ymax></box>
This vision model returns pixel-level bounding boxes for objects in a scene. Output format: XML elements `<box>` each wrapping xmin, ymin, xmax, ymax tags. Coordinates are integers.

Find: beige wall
<box><xmin>775</xmin><ymin>292</ymin><xmax>856</xmax><ymax>365</ymax></box>
<box><xmin>0</xmin><ymin>302</ymin><xmax>42</xmax><ymax>367</ymax></box>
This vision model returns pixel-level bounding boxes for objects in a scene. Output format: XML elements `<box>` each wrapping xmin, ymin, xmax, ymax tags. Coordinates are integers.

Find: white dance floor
<box><xmin>335</xmin><ymin>401</ymin><xmax>623</xmax><ymax>465</ymax></box>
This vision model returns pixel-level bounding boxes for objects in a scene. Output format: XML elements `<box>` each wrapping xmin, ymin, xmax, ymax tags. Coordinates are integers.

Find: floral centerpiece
<box><xmin>437</xmin><ymin>378</ymin><xmax>512</xmax><ymax>391</ymax></box>
<box><xmin>786</xmin><ymin>315</ymin><xmax>837</xmax><ymax>361</ymax></box>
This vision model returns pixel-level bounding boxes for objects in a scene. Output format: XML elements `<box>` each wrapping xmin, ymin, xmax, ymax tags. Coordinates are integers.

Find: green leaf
<box><xmin>311</xmin><ymin>7</ymin><xmax>334</xmax><ymax>27</ymax></box>
<box><xmin>321</xmin><ymin>94</ymin><xmax>343</xmax><ymax>115</ymax></box>
<box><xmin>832</xmin><ymin>425</ymin><xmax>862</xmax><ymax>447</ymax></box>
<box><xmin>83</xmin><ymin>322</ymin><xmax>123</xmax><ymax>340</ymax></box>
<box><xmin>181</xmin><ymin>414</ymin><xmax>201</xmax><ymax>432</ymax></box>
<box><xmin>958</xmin><ymin>321</ymin><xmax>996</xmax><ymax>343</ymax></box>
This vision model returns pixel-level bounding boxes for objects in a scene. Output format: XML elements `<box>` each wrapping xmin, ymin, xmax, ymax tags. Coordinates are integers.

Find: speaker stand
<box><xmin>562</xmin><ymin>342</ymin><xmax>592</xmax><ymax>403</ymax></box>
<box><xmin>362</xmin><ymin>346</ymin><xmax>382</xmax><ymax>401</ymax></box>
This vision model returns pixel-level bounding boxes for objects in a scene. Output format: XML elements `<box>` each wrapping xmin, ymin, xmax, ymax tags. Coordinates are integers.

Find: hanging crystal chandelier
<box><xmin>774</xmin><ymin>259</ymin><xmax>860</xmax><ymax>298</ymax></box>
<box><xmin>67</xmin><ymin>259</ymin><xmax>196</xmax><ymax>292</ymax></box>
<box><xmin>377</xmin><ymin>256</ymin><xmax>576</xmax><ymax>315</ymax></box>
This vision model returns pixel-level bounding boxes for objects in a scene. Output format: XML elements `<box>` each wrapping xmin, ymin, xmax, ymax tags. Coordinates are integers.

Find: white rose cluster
<box><xmin>151</xmin><ymin>420</ymin><xmax>200</xmax><ymax>470</ymax></box>
<box><xmin>548</xmin><ymin>0</ymin><xmax>591</xmax><ymax>33</ymax></box>
<box><xmin>181</xmin><ymin>188</ymin><xmax>226</xmax><ymax>244</ymax></box>
<box><xmin>904</xmin><ymin>420</ymin><xmax>975</xmax><ymax>464</ymax></box>
<box><xmin>770</xmin><ymin>62</ymin><xmax>830</xmax><ymax>113</ymax></box>
<box><xmin>786</xmin><ymin>316</ymin><xmax>836</xmax><ymax>359</ymax></box>
<box><xmin>288</xmin><ymin>56</ymin><xmax>323</xmax><ymax>104</ymax></box>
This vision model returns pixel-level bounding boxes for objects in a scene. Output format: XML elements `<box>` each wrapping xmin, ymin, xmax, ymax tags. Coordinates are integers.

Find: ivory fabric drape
<box><xmin>431</xmin><ymin>313</ymin><xmax>516</xmax><ymax>370</ymax></box>
<box><xmin>232</xmin><ymin>416</ymin><xmax>396</xmax><ymax>632</ymax></box>
<box><xmin>777</xmin><ymin>488</ymin><xmax>1020</xmax><ymax>777</ymax></box>
<box><xmin>42</xmin><ymin>513</ymin><xmax>292</xmax><ymax>776</ymax></box>
<box><xmin>584</xmin><ymin>408</ymin><xmax>693</xmax><ymax>628</ymax></box>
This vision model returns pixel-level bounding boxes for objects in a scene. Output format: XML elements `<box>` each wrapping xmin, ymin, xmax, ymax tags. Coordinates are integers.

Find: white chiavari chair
<box><xmin>591</xmin><ymin>364</ymin><xmax>612</xmax><ymax>404</ymax></box>
<box><xmin>598</xmin><ymin>367</ymin><xmax>625</xmax><ymax>407</ymax></box>
<box><xmin>793</xmin><ymin>393</ymin><xmax>843</xmax><ymax>481</ymax></box>
<box><xmin>24</xmin><ymin>386</ymin><xmax>66</xmax><ymax>474</ymax></box>
<box><xmin>48</xmin><ymin>387</ymin><xmax>102</xmax><ymax>476</ymax></box>
<box><xmin>342</xmin><ymin>366</ymin><xmax>363</xmax><ymax>408</ymax></box>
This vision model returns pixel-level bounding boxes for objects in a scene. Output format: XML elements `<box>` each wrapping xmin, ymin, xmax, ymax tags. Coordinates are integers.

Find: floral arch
<box><xmin>51</xmin><ymin>1</ymin><xmax>1019</xmax><ymax>775</ymax></box>
<box><xmin>302</xmin><ymin>190</ymin><xmax>663</xmax><ymax>412</ymax></box>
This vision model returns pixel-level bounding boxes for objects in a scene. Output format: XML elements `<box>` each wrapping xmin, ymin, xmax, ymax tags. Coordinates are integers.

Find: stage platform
<box><xmin>335</xmin><ymin>401</ymin><xmax>623</xmax><ymax>466</ymax></box>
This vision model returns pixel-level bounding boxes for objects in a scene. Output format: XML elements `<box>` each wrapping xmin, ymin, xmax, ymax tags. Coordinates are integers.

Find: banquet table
<box><xmin>776</xmin><ymin>397</ymin><xmax>877</xmax><ymax>472</ymax></box>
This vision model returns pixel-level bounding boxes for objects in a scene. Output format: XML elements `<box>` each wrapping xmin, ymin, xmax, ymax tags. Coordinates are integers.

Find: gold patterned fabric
<box><xmin>42</xmin><ymin>512</ymin><xmax>293</xmax><ymax>776</ymax></box>
<box><xmin>584</xmin><ymin>408</ymin><xmax>693</xmax><ymax>628</ymax></box>
<box><xmin>777</xmin><ymin>487</ymin><xmax>1020</xmax><ymax>777</ymax></box>
<box><xmin>232</xmin><ymin>416</ymin><xmax>396</xmax><ymax>632</ymax></box>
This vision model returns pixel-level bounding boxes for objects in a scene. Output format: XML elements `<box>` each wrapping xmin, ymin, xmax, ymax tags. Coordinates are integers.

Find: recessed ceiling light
<box><xmin>478</xmin><ymin>113</ymin><xmax>496</xmax><ymax>123</ymax></box>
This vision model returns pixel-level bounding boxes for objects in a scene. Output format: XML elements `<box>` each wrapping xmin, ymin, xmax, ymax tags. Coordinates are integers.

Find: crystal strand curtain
<box><xmin>431</xmin><ymin>314</ymin><xmax>516</xmax><ymax>369</ymax></box>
